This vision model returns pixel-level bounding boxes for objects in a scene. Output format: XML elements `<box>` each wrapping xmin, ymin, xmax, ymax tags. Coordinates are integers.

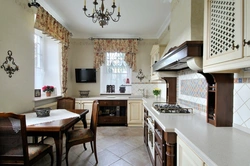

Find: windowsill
<box><xmin>34</xmin><ymin>95</ymin><xmax>62</xmax><ymax>101</ymax></box>
<box><xmin>100</xmin><ymin>93</ymin><xmax>132</xmax><ymax>95</ymax></box>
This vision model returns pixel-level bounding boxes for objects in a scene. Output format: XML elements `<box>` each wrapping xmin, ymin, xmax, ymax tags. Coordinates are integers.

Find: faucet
<box><xmin>138</xmin><ymin>88</ymin><xmax>147</xmax><ymax>98</ymax></box>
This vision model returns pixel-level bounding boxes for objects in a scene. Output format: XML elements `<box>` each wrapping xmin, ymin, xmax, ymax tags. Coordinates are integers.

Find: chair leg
<box><xmin>83</xmin><ymin>143</ymin><xmax>87</xmax><ymax>150</ymax></box>
<box><xmin>90</xmin><ymin>141</ymin><xmax>93</xmax><ymax>152</ymax></box>
<box><xmin>93</xmin><ymin>141</ymin><xmax>98</xmax><ymax>163</ymax></box>
<box><xmin>65</xmin><ymin>147</ymin><xmax>70</xmax><ymax>166</ymax></box>
<box><xmin>49</xmin><ymin>150</ymin><xmax>54</xmax><ymax>166</ymax></box>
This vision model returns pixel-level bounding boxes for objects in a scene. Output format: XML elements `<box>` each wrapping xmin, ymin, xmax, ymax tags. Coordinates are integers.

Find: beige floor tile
<box><xmin>109</xmin><ymin>159</ymin><xmax>132</xmax><ymax>166</ymax></box>
<box><xmin>33</xmin><ymin>126</ymin><xmax>152</xmax><ymax>166</ymax></box>
<box><xmin>106</xmin><ymin>142</ymin><xmax>135</xmax><ymax>157</ymax></box>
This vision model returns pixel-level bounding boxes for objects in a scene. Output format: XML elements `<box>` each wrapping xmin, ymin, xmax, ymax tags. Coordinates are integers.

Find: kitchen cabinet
<box><xmin>127</xmin><ymin>100</ymin><xmax>143</xmax><ymax>126</ymax></box>
<box><xmin>203</xmin><ymin>0</ymin><xmax>250</xmax><ymax>73</ymax></box>
<box><xmin>200</xmin><ymin>73</ymin><xmax>234</xmax><ymax>127</ymax></box>
<box><xmin>75</xmin><ymin>99</ymin><xmax>93</xmax><ymax>127</ymax></box>
<box><xmin>98</xmin><ymin>100</ymin><xmax>127</xmax><ymax>126</ymax></box>
<box><xmin>150</xmin><ymin>45</ymin><xmax>167</xmax><ymax>81</ymax></box>
<box><xmin>177</xmin><ymin>136</ymin><xmax>204</xmax><ymax>166</ymax></box>
<box><xmin>155</xmin><ymin>121</ymin><xmax>165</xmax><ymax>166</ymax></box>
<box><xmin>164</xmin><ymin>132</ymin><xmax>177</xmax><ymax>166</ymax></box>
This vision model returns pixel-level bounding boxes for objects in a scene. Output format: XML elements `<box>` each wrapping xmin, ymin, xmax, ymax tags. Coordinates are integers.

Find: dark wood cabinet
<box><xmin>155</xmin><ymin>122</ymin><xmax>165</xmax><ymax>166</ymax></box>
<box><xmin>200</xmin><ymin>73</ymin><xmax>234</xmax><ymax>127</ymax></box>
<box><xmin>98</xmin><ymin>100</ymin><xmax>127</xmax><ymax>126</ymax></box>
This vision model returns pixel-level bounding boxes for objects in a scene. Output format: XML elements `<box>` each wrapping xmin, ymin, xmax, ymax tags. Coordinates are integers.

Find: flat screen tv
<box><xmin>75</xmin><ymin>68</ymin><xmax>96</xmax><ymax>83</ymax></box>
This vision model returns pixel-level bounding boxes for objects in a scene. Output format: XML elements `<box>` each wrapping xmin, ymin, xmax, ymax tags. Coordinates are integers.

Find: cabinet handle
<box><xmin>243</xmin><ymin>39</ymin><xmax>250</xmax><ymax>46</ymax></box>
<box><xmin>231</xmin><ymin>41</ymin><xmax>239</xmax><ymax>50</ymax></box>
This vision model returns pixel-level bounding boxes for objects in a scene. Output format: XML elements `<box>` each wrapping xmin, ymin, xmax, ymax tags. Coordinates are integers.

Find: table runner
<box><xmin>24</xmin><ymin>109</ymin><xmax>81</xmax><ymax>126</ymax></box>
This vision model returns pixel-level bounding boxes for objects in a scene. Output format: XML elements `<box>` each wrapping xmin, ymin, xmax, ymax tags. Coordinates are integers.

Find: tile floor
<box><xmin>34</xmin><ymin>126</ymin><xmax>153</xmax><ymax>166</ymax></box>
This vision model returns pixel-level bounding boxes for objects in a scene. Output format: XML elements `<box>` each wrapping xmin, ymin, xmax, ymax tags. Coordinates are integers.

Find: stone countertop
<box><xmin>74</xmin><ymin>95</ymin><xmax>148</xmax><ymax>100</ymax></box>
<box><xmin>143</xmin><ymin>97</ymin><xmax>250</xmax><ymax>166</ymax></box>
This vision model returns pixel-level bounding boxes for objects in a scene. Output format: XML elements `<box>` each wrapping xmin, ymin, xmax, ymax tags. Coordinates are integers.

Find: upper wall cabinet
<box><xmin>150</xmin><ymin>45</ymin><xmax>166</xmax><ymax>81</ymax></box>
<box><xmin>203</xmin><ymin>0</ymin><xmax>250</xmax><ymax>73</ymax></box>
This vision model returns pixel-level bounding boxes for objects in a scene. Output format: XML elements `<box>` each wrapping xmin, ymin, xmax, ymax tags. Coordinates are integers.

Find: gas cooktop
<box><xmin>152</xmin><ymin>102</ymin><xmax>193</xmax><ymax>114</ymax></box>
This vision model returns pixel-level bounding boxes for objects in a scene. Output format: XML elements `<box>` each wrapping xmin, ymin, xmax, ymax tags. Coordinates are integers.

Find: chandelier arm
<box><xmin>109</xmin><ymin>14</ymin><xmax>121</xmax><ymax>22</ymax></box>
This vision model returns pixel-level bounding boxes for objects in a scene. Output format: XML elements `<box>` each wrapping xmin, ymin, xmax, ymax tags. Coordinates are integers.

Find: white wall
<box><xmin>67</xmin><ymin>39</ymin><xmax>158</xmax><ymax>97</ymax></box>
<box><xmin>0</xmin><ymin>0</ymin><xmax>35</xmax><ymax>113</ymax></box>
<box><xmin>163</xmin><ymin>0</ymin><xmax>204</xmax><ymax>54</ymax></box>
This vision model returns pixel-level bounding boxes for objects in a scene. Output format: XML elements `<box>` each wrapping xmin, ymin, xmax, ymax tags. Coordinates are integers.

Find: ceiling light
<box><xmin>28</xmin><ymin>0</ymin><xmax>40</xmax><ymax>8</ymax></box>
<box><xmin>83</xmin><ymin>0</ymin><xmax>121</xmax><ymax>28</ymax></box>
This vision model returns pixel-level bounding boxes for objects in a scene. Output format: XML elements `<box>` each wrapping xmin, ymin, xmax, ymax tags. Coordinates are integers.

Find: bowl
<box><xmin>79</xmin><ymin>90</ymin><xmax>90</xmax><ymax>97</ymax></box>
<box><xmin>35</xmin><ymin>107</ymin><xmax>51</xmax><ymax>117</ymax></box>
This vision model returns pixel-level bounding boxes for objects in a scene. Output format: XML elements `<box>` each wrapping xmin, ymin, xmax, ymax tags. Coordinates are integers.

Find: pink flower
<box><xmin>42</xmin><ymin>85</ymin><xmax>54</xmax><ymax>92</ymax></box>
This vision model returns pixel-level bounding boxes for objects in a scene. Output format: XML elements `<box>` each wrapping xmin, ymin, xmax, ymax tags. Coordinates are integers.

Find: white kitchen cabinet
<box><xmin>150</xmin><ymin>45</ymin><xmax>166</xmax><ymax>81</ymax></box>
<box><xmin>177</xmin><ymin>136</ymin><xmax>205</xmax><ymax>166</ymax></box>
<box><xmin>203</xmin><ymin>0</ymin><xmax>250</xmax><ymax>73</ymax></box>
<box><xmin>75</xmin><ymin>99</ymin><xmax>93</xmax><ymax>125</ymax></box>
<box><xmin>127</xmin><ymin>100</ymin><xmax>143</xmax><ymax>126</ymax></box>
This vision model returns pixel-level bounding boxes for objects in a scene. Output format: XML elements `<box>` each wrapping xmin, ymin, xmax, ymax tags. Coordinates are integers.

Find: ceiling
<box><xmin>39</xmin><ymin>0</ymin><xmax>171</xmax><ymax>39</ymax></box>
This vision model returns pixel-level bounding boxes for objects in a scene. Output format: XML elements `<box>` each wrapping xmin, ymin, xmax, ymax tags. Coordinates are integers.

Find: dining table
<box><xmin>24</xmin><ymin>109</ymin><xmax>89</xmax><ymax>166</ymax></box>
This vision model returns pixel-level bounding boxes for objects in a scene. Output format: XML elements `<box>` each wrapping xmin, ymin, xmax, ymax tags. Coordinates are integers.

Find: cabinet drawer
<box><xmin>113</xmin><ymin>100</ymin><xmax>127</xmax><ymax>106</ymax></box>
<box><xmin>98</xmin><ymin>116</ymin><xmax>127</xmax><ymax>124</ymax></box>
<box><xmin>99</xmin><ymin>100</ymin><xmax>112</xmax><ymax>106</ymax></box>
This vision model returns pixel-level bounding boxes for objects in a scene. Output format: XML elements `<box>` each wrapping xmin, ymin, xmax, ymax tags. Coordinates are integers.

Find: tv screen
<box><xmin>75</xmin><ymin>68</ymin><xmax>96</xmax><ymax>83</ymax></box>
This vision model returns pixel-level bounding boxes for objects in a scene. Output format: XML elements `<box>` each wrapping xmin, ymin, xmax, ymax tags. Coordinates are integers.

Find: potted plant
<box><xmin>42</xmin><ymin>85</ymin><xmax>54</xmax><ymax>97</ymax></box>
<box><xmin>153</xmin><ymin>88</ymin><xmax>161</xmax><ymax>98</ymax></box>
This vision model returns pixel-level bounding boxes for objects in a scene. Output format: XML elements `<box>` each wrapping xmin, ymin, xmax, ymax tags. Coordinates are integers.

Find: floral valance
<box><xmin>34</xmin><ymin>6</ymin><xmax>70</xmax><ymax>46</ymax></box>
<box><xmin>93</xmin><ymin>39</ymin><xmax>138</xmax><ymax>71</ymax></box>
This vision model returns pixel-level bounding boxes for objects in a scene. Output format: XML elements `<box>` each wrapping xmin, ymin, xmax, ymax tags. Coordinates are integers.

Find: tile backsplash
<box><xmin>177</xmin><ymin>70</ymin><xmax>207</xmax><ymax>115</ymax></box>
<box><xmin>177</xmin><ymin>69</ymin><xmax>250</xmax><ymax>132</ymax></box>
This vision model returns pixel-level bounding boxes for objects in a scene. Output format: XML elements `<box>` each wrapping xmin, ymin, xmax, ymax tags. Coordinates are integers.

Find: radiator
<box><xmin>35</xmin><ymin>102</ymin><xmax>57</xmax><ymax>109</ymax></box>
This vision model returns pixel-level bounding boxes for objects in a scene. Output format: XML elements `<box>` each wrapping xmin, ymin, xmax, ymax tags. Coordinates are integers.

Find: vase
<box><xmin>46</xmin><ymin>92</ymin><xmax>51</xmax><ymax>97</ymax></box>
<box><xmin>154</xmin><ymin>95</ymin><xmax>159</xmax><ymax>99</ymax></box>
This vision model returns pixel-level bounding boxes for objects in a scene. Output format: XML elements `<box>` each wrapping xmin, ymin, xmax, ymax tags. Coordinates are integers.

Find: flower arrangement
<box><xmin>153</xmin><ymin>88</ymin><xmax>161</xmax><ymax>96</ymax></box>
<box><xmin>42</xmin><ymin>85</ymin><xmax>54</xmax><ymax>93</ymax></box>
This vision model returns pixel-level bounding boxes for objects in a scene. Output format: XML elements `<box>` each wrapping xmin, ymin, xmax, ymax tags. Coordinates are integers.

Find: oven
<box><xmin>147</xmin><ymin>112</ymin><xmax>155</xmax><ymax>159</ymax></box>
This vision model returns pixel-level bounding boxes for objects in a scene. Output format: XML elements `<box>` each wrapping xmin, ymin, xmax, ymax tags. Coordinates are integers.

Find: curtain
<box><xmin>93</xmin><ymin>39</ymin><xmax>138</xmax><ymax>71</ymax></box>
<box><xmin>34</xmin><ymin>6</ymin><xmax>71</xmax><ymax>96</ymax></box>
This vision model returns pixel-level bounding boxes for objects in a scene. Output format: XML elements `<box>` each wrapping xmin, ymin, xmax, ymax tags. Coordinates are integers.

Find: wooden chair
<box><xmin>0</xmin><ymin>112</ymin><xmax>54</xmax><ymax>166</ymax></box>
<box><xmin>57</xmin><ymin>97</ymin><xmax>75</xmax><ymax>110</ymax></box>
<box><xmin>65</xmin><ymin>100</ymin><xmax>99</xmax><ymax>166</ymax></box>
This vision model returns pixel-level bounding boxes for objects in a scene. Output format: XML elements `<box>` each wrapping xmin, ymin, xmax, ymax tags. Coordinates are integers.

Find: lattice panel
<box><xmin>209</xmin><ymin>0</ymin><xmax>236</xmax><ymax>57</ymax></box>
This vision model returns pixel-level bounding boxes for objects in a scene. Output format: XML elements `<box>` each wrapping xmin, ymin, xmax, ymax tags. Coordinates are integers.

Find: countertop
<box><xmin>75</xmin><ymin>95</ymin><xmax>250</xmax><ymax>165</ymax></box>
<box><xmin>143</xmin><ymin>97</ymin><xmax>250</xmax><ymax>166</ymax></box>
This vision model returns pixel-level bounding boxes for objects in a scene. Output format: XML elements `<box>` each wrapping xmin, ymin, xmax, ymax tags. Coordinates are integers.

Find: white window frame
<box><xmin>34</xmin><ymin>29</ymin><xmax>62</xmax><ymax>97</ymax></box>
<box><xmin>100</xmin><ymin>52</ymin><xmax>132</xmax><ymax>94</ymax></box>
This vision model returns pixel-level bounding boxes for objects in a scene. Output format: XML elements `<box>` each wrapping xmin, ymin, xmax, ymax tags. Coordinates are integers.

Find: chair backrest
<box><xmin>90</xmin><ymin>100</ymin><xmax>99</xmax><ymax>137</ymax></box>
<box><xmin>0</xmin><ymin>112</ymin><xmax>29</xmax><ymax>165</ymax></box>
<box><xmin>57</xmin><ymin>97</ymin><xmax>75</xmax><ymax>109</ymax></box>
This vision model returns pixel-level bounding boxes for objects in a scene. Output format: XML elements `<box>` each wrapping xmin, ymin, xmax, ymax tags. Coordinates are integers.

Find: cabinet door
<box><xmin>75</xmin><ymin>100</ymin><xmax>83</xmax><ymax>109</ymax></box>
<box><xmin>203</xmin><ymin>0</ymin><xmax>243</xmax><ymax>67</ymax></box>
<box><xmin>177</xmin><ymin>136</ymin><xmax>204</xmax><ymax>166</ymax></box>
<box><xmin>127</xmin><ymin>100</ymin><xmax>143</xmax><ymax>126</ymax></box>
<box><xmin>244</xmin><ymin>0</ymin><xmax>250</xmax><ymax>57</ymax></box>
<box><xmin>82</xmin><ymin>101</ymin><xmax>93</xmax><ymax>124</ymax></box>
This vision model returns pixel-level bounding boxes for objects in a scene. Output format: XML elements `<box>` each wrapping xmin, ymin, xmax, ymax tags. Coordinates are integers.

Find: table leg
<box><xmin>53</xmin><ymin>132</ymin><xmax>63</xmax><ymax>166</ymax></box>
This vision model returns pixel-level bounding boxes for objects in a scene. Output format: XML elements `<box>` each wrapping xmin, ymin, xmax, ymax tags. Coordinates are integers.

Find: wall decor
<box><xmin>34</xmin><ymin>89</ymin><xmax>41</xmax><ymax>97</ymax></box>
<box><xmin>1</xmin><ymin>50</ymin><xmax>19</xmax><ymax>78</ymax></box>
<box><xmin>136</xmin><ymin>69</ymin><xmax>145</xmax><ymax>82</ymax></box>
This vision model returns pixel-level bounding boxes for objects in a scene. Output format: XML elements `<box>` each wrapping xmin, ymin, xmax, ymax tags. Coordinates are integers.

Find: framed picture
<box><xmin>34</xmin><ymin>89</ymin><xmax>41</xmax><ymax>97</ymax></box>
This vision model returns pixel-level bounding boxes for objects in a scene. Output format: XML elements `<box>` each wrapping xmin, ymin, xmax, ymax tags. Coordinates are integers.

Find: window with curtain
<box><xmin>100</xmin><ymin>52</ymin><xmax>132</xmax><ymax>94</ymax></box>
<box><xmin>34</xmin><ymin>30</ymin><xmax>62</xmax><ymax>96</ymax></box>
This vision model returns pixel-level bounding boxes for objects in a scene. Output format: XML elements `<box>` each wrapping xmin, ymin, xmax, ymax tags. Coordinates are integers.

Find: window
<box><xmin>100</xmin><ymin>52</ymin><xmax>132</xmax><ymax>94</ymax></box>
<box><xmin>34</xmin><ymin>30</ymin><xmax>62</xmax><ymax>96</ymax></box>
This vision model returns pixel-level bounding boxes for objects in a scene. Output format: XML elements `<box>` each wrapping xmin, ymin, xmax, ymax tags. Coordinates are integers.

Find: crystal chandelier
<box><xmin>83</xmin><ymin>0</ymin><xmax>121</xmax><ymax>28</ymax></box>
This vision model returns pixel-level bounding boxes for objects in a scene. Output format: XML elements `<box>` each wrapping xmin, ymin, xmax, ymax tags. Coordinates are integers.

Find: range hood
<box><xmin>152</xmin><ymin>41</ymin><xmax>203</xmax><ymax>71</ymax></box>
